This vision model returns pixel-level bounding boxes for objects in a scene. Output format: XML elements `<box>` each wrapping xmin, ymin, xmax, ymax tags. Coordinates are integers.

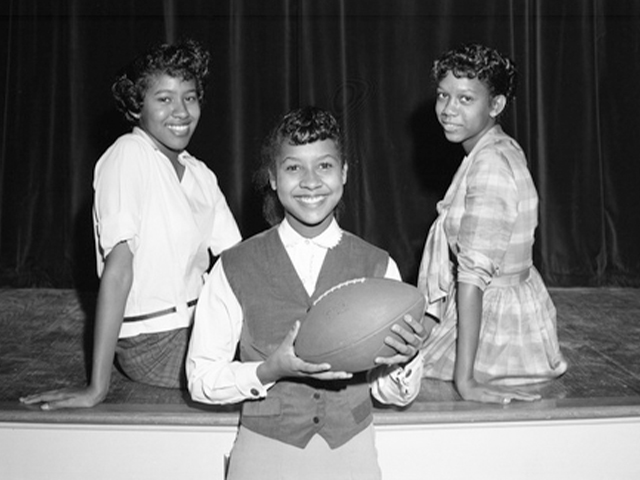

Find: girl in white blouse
<box><xmin>21</xmin><ymin>39</ymin><xmax>241</xmax><ymax>410</ymax></box>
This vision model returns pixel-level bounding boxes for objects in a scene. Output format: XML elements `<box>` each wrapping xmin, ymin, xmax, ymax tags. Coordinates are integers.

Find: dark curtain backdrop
<box><xmin>1</xmin><ymin>0</ymin><xmax>639</xmax><ymax>290</ymax></box>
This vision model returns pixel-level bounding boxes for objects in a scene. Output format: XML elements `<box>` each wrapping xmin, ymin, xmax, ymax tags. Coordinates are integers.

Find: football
<box><xmin>295</xmin><ymin>277</ymin><xmax>426</xmax><ymax>372</ymax></box>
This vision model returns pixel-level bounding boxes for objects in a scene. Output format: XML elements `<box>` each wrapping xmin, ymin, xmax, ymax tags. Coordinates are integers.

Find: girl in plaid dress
<box><xmin>417</xmin><ymin>44</ymin><xmax>567</xmax><ymax>404</ymax></box>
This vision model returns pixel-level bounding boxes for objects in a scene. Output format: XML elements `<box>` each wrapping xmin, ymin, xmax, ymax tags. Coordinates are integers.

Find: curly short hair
<box><xmin>432</xmin><ymin>43</ymin><xmax>518</xmax><ymax>106</ymax></box>
<box><xmin>254</xmin><ymin>106</ymin><xmax>346</xmax><ymax>226</ymax></box>
<box><xmin>112</xmin><ymin>39</ymin><xmax>210</xmax><ymax>125</ymax></box>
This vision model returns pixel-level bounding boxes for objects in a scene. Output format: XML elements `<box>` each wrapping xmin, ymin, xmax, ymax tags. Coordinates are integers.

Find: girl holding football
<box><xmin>186</xmin><ymin>106</ymin><xmax>425</xmax><ymax>479</ymax></box>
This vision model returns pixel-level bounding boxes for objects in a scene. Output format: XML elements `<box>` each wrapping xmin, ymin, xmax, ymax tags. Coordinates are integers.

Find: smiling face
<box><xmin>269</xmin><ymin>139</ymin><xmax>347</xmax><ymax>238</ymax></box>
<box><xmin>435</xmin><ymin>71</ymin><xmax>505</xmax><ymax>153</ymax></box>
<box><xmin>133</xmin><ymin>73</ymin><xmax>201</xmax><ymax>162</ymax></box>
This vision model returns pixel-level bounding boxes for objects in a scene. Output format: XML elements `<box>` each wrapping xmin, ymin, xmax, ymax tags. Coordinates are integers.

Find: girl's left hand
<box><xmin>374</xmin><ymin>314</ymin><xmax>426</xmax><ymax>366</ymax></box>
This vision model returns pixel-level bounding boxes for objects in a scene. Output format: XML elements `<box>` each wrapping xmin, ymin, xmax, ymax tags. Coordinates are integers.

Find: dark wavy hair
<box><xmin>254</xmin><ymin>106</ymin><xmax>346</xmax><ymax>226</ymax></box>
<box><xmin>432</xmin><ymin>43</ymin><xmax>518</xmax><ymax>108</ymax></box>
<box><xmin>112</xmin><ymin>39</ymin><xmax>210</xmax><ymax>125</ymax></box>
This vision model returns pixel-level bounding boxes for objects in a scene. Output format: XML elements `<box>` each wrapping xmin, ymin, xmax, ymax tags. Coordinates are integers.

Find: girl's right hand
<box><xmin>257</xmin><ymin>321</ymin><xmax>353</xmax><ymax>385</ymax></box>
<box><xmin>19</xmin><ymin>385</ymin><xmax>107</xmax><ymax>411</ymax></box>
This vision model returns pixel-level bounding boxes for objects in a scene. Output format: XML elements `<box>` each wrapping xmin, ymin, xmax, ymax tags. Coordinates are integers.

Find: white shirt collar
<box><xmin>278</xmin><ymin>217</ymin><xmax>343</xmax><ymax>250</ymax></box>
<box><xmin>133</xmin><ymin>126</ymin><xmax>191</xmax><ymax>164</ymax></box>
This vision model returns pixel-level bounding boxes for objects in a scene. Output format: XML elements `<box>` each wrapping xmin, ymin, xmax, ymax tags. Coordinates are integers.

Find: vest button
<box><xmin>313</xmin><ymin>416</ymin><xmax>320</xmax><ymax>424</ymax></box>
<box><xmin>313</xmin><ymin>392</ymin><xmax>321</xmax><ymax>400</ymax></box>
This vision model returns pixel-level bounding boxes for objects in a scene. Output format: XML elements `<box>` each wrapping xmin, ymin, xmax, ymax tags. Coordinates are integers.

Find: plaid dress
<box><xmin>417</xmin><ymin>126</ymin><xmax>567</xmax><ymax>386</ymax></box>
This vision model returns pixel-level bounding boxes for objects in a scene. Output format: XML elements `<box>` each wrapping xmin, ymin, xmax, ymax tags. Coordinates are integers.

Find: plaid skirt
<box><xmin>422</xmin><ymin>267</ymin><xmax>568</xmax><ymax>386</ymax></box>
<box><xmin>115</xmin><ymin>327</ymin><xmax>190</xmax><ymax>389</ymax></box>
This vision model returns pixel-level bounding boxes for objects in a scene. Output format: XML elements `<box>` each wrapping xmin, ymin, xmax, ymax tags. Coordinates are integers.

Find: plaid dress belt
<box><xmin>489</xmin><ymin>268</ymin><xmax>530</xmax><ymax>288</ymax></box>
<box><xmin>123</xmin><ymin>299</ymin><xmax>198</xmax><ymax>323</ymax></box>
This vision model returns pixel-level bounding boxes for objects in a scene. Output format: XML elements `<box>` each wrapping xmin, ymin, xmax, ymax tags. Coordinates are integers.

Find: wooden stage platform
<box><xmin>1</xmin><ymin>287</ymin><xmax>640</xmax><ymax>479</ymax></box>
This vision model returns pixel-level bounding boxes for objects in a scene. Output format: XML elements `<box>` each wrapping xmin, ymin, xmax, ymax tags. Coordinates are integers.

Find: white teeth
<box><xmin>168</xmin><ymin>125</ymin><xmax>189</xmax><ymax>133</ymax></box>
<box><xmin>299</xmin><ymin>196</ymin><xmax>323</xmax><ymax>204</ymax></box>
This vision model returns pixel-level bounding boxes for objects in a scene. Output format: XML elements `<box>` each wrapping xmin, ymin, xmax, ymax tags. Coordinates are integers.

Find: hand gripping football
<box><xmin>295</xmin><ymin>277</ymin><xmax>426</xmax><ymax>372</ymax></box>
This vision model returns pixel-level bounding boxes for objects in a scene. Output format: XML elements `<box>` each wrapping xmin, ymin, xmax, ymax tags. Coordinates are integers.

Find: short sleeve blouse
<box><xmin>93</xmin><ymin>127</ymin><xmax>241</xmax><ymax>337</ymax></box>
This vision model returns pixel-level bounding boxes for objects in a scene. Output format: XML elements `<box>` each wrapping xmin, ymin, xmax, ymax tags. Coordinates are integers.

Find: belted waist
<box><xmin>123</xmin><ymin>299</ymin><xmax>198</xmax><ymax>323</ymax></box>
<box><xmin>489</xmin><ymin>268</ymin><xmax>530</xmax><ymax>288</ymax></box>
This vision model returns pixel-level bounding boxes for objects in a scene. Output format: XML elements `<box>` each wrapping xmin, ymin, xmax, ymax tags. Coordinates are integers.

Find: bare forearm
<box><xmin>89</xmin><ymin>243</ymin><xmax>133</xmax><ymax>395</ymax></box>
<box><xmin>18</xmin><ymin>243</ymin><xmax>133</xmax><ymax>410</ymax></box>
<box><xmin>454</xmin><ymin>282</ymin><xmax>483</xmax><ymax>386</ymax></box>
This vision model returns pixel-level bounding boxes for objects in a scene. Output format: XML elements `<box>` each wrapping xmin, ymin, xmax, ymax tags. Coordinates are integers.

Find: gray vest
<box><xmin>222</xmin><ymin>226</ymin><xmax>388</xmax><ymax>448</ymax></box>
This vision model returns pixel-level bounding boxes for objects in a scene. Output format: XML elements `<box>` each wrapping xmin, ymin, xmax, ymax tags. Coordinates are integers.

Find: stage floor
<box><xmin>1</xmin><ymin>287</ymin><xmax>640</xmax><ymax>425</ymax></box>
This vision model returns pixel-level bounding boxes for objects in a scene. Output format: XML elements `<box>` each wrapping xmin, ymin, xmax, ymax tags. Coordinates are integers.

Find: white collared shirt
<box><xmin>93</xmin><ymin>127</ymin><xmax>241</xmax><ymax>337</ymax></box>
<box><xmin>187</xmin><ymin>218</ymin><xmax>423</xmax><ymax>407</ymax></box>
<box><xmin>280</xmin><ymin>218</ymin><xmax>348</xmax><ymax>295</ymax></box>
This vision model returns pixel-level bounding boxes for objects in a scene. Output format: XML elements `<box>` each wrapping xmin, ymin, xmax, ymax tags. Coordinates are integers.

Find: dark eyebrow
<box><xmin>151</xmin><ymin>88</ymin><xmax>198</xmax><ymax>96</ymax></box>
<box><xmin>281</xmin><ymin>154</ymin><xmax>338</xmax><ymax>163</ymax></box>
<box><xmin>317</xmin><ymin>154</ymin><xmax>339</xmax><ymax>162</ymax></box>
